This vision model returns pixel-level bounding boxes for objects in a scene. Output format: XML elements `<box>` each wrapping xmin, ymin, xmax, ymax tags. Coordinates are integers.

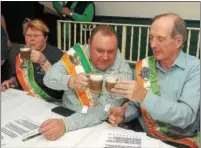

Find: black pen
<box><xmin>22</xmin><ymin>133</ymin><xmax>42</xmax><ymax>142</ymax></box>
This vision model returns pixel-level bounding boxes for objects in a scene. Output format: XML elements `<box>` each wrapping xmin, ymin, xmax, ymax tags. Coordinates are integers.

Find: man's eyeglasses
<box><xmin>25</xmin><ymin>34</ymin><xmax>44</xmax><ymax>38</ymax></box>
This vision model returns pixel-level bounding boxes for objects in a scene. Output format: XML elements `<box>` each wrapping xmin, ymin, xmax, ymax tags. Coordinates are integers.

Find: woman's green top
<box><xmin>52</xmin><ymin>1</ymin><xmax>95</xmax><ymax>40</ymax></box>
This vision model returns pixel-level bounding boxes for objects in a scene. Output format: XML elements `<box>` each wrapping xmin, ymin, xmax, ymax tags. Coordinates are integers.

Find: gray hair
<box><xmin>152</xmin><ymin>13</ymin><xmax>187</xmax><ymax>43</ymax></box>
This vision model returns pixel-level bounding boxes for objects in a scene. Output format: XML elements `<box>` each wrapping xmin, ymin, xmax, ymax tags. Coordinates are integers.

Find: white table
<box><xmin>1</xmin><ymin>89</ymin><xmax>175</xmax><ymax>148</ymax></box>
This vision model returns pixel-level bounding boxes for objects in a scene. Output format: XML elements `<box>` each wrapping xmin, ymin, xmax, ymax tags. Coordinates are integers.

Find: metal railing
<box><xmin>57</xmin><ymin>20</ymin><xmax>200</xmax><ymax>65</ymax></box>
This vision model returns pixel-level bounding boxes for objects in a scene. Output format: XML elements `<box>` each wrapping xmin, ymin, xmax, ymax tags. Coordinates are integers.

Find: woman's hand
<box><xmin>61</xmin><ymin>7</ymin><xmax>71</xmax><ymax>15</ymax></box>
<box><xmin>1</xmin><ymin>77</ymin><xmax>17</xmax><ymax>91</ymax></box>
<box><xmin>31</xmin><ymin>50</ymin><xmax>46</xmax><ymax>64</ymax></box>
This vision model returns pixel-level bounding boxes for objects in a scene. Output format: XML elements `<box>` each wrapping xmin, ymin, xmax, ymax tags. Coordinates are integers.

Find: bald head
<box><xmin>152</xmin><ymin>13</ymin><xmax>187</xmax><ymax>43</ymax></box>
<box><xmin>89</xmin><ymin>25</ymin><xmax>118</xmax><ymax>45</ymax></box>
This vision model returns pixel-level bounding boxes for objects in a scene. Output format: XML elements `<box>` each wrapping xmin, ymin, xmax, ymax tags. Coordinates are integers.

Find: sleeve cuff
<box><xmin>141</xmin><ymin>91</ymin><xmax>158</xmax><ymax>112</ymax></box>
<box><xmin>124</xmin><ymin>102</ymin><xmax>139</xmax><ymax>123</ymax></box>
<box><xmin>62</xmin><ymin>116</ymin><xmax>77</xmax><ymax>132</ymax></box>
<box><xmin>60</xmin><ymin>75</ymin><xmax>72</xmax><ymax>90</ymax></box>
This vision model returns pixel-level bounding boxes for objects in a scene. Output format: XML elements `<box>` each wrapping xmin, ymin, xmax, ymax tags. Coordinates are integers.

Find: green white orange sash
<box><xmin>60</xmin><ymin>43</ymin><xmax>93</xmax><ymax>113</ymax></box>
<box><xmin>16</xmin><ymin>55</ymin><xmax>52</xmax><ymax>101</ymax></box>
<box><xmin>136</xmin><ymin>56</ymin><xmax>199</xmax><ymax>148</ymax></box>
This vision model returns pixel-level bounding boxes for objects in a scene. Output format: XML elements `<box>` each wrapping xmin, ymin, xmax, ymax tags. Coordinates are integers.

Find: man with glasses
<box><xmin>1</xmin><ymin>19</ymin><xmax>64</xmax><ymax>102</ymax></box>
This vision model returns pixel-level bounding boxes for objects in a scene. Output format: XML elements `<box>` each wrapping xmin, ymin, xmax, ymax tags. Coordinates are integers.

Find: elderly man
<box><xmin>108</xmin><ymin>13</ymin><xmax>200</xmax><ymax>148</ymax></box>
<box><xmin>1</xmin><ymin>19</ymin><xmax>64</xmax><ymax>101</ymax></box>
<box><xmin>40</xmin><ymin>25</ymin><xmax>133</xmax><ymax>140</ymax></box>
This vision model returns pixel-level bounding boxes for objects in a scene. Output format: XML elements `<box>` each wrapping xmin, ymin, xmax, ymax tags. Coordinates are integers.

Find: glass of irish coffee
<box><xmin>88</xmin><ymin>71</ymin><xmax>104</xmax><ymax>106</ymax></box>
<box><xmin>89</xmin><ymin>73</ymin><xmax>104</xmax><ymax>93</ymax></box>
<box><xmin>20</xmin><ymin>46</ymin><xmax>31</xmax><ymax>69</ymax></box>
<box><xmin>20</xmin><ymin>47</ymin><xmax>31</xmax><ymax>61</ymax></box>
<box><xmin>104</xmin><ymin>69</ymin><xmax>120</xmax><ymax>111</ymax></box>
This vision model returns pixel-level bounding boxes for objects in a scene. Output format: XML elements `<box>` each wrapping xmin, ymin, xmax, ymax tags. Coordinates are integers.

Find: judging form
<box><xmin>1</xmin><ymin>117</ymin><xmax>40</xmax><ymax>147</ymax></box>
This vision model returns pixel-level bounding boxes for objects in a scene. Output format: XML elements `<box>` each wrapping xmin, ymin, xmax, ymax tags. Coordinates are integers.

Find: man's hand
<box><xmin>111</xmin><ymin>80</ymin><xmax>147</xmax><ymax>103</ymax></box>
<box><xmin>1</xmin><ymin>77</ymin><xmax>17</xmax><ymax>91</ymax></box>
<box><xmin>108</xmin><ymin>103</ymin><xmax>128</xmax><ymax>127</ymax></box>
<box><xmin>31</xmin><ymin>50</ymin><xmax>46</xmax><ymax>64</ymax></box>
<box><xmin>68</xmin><ymin>73</ymin><xmax>89</xmax><ymax>91</ymax></box>
<box><xmin>61</xmin><ymin>7</ymin><xmax>71</xmax><ymax>15</ymax></box>
<box><xmin>39</xmin><ymin>119</ymin><xmax>66</xmax><ymax>141</ymax></box>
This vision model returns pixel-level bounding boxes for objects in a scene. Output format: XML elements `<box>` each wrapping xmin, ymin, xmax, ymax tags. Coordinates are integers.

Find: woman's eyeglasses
<box><xmin>24</xmin><ymin>34</ymin><xmax>44</xmax><ymax>38</ymax></box>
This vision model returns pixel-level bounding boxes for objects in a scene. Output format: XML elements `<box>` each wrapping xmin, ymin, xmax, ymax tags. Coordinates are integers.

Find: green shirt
<box><xmin>52</xmin><ymin>2</ymin><xmax>95</xmax><ymax>40</ymax></box>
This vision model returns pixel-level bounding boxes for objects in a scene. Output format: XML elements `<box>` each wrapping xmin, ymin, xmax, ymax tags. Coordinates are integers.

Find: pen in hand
<box><xmin>22</xmin><ymin>133</ymin><xmax>42</xmax><ymax>142</ymax></box>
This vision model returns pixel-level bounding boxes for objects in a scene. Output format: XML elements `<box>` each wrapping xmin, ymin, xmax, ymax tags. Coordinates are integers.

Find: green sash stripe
<box><xmin>73</xmin><ymin>43</ymin><xmax>93</xmax><ymax>73</ymax></box>
<box><xmin>27</xmin><ymin>60</ymin><xmax>52</xmax><ymax>100</ymax></box>
<box><xmin>194</xmin><ymin>134</ymin><xmax>200</xmax><ymax>147</ymax></box>
<box><xmin>148</xmin><ymin>56</ymin><xmax>168</xmax><ymax>133</ymax></box>
<box><xmin>148</xmin><ymin>56</ymin><xmax>160</xmax><ymax>96</ymax></box>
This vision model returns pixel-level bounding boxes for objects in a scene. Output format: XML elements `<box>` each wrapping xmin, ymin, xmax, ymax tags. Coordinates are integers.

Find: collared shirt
<box><xmin>43</xmin><ymin>44</ymin><xmax>133</xmax><ymax>131</ymax></box>
<box><xmin>125</xmin><ymin>50</ymin><xmax>200</xmax><ymax>135</ymax></box>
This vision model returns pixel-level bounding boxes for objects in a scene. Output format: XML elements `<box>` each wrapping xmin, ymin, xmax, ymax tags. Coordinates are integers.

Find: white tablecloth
<box><xmin>1</xmin><ymin>89</ymin><xmax>175</xmax><ymax>148</ymax></box>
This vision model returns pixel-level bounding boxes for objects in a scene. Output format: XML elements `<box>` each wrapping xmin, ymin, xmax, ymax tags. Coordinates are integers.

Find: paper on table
<box><xmin>1</xmin><ymin>88</ymin><xmax>27</xmax><ymax>102</ymax></box>
<box><xmin>1</xmin><ymin>117</ymin><xmax>41</xmax><ymax>147</ymax></box>
<box><xmin>36</xmin><ymin>125</ymin><xmax>96</xmax><ymax>148</ymax></box>
<box><xmin>1</xmin><ymin>88</ymin><xmax>33</xmax><ymax>121</ymax></box>
<box><xmin>78</xmin><ymin>122</ymin><xmax>146</xmax><ymax>147</ymax></box>
<box><xmin>1</xmin><ymin>136</ymin><xmax>6</xmax><ymax>147</ymax></box>
<box><xmin>78</xmin><ymin>122</ymin><xmax>175</xmax><ymax>148</ymax></box>
<box><xmin>8</xmin><ymin>97</ymin><xmax>57</xmax><ymax>120</ymax></box>
<box><xmin>2</xmin><ymin>93</ymin><xmax>58</xmax><ymax>124</ymax></box>
<box><xmin>1</xmin><ymin>96</ymin><xmax>31</xmax><ymax>123</ymax></box>
<box><xmin>141</xmin><ymin>136</ymin><xmax>176</xmax><ymax>148</ymax></box>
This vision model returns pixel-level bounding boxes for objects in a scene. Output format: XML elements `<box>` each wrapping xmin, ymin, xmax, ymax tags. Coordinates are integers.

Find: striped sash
<box><xmin>136</xmin><ymin>56</ymin><xmax>199</xmax><ymax>148</ymax></box>
<box><xmin>16</xmin><ymin>55</ymin><xmax>52</xmax><ymax>100</ymax></box>
<box><xmin>61</xmin><ymin>43</ymin><xmax>94</xmax><ymax>108</ymax></box>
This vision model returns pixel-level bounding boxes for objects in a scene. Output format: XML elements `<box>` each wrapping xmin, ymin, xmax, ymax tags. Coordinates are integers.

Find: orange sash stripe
<box><xmin>135</xmin><ymin>60</ymin><xmax>143</xmax><ymax>86</ymax></box>
<box><xmin>141</xmin><ymin>108</ymin><xmax>197</xmax><ymax>148</ymax></box>
<box><xmin>16</xmin><ymin>55</ymin><xmax>32</xmax><ymax>95</ymax></box>
<box><xmin>61</xmin><ymin>54</ymin><xmax>90</xmax><ymax>107</ymax></box>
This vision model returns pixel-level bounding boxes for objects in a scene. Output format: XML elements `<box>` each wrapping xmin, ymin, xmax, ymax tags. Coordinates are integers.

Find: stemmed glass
<box><xmin>104</xmin><ymin>69</ymin><xmax>121</xmax><ymax>112</ymax></box>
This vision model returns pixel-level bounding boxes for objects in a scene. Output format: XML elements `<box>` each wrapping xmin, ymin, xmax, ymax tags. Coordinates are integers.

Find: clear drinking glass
<box><xmin>20</xmin><ymin>45</ymin><xmax>31</xmax><ymax>69</ymax></box>
<box><xmin>88</xmin><ymin>70</ymin><xmax>104</xmax><ymax>106</ymax></box>
<box><xmin>104</xmin><ymin>69</ymin><xmax>121</xmax><ymax>111</ymax></box>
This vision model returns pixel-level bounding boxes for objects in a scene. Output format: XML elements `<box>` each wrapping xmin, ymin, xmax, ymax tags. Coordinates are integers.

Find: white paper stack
<box><xmin>77</xmin><ymin>122</ymin><xmax>175</xmax><ymax>148</ymax></box>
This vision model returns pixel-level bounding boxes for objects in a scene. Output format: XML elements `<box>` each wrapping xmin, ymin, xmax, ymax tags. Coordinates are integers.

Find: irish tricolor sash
<box><xmin>16</xmin><ymin>55</ymin><xmax>52</xmax><ymax>100</ymax></box>
<box><xmin>136</xmin><ymin>56</ymin><xmax>199</xmax><ymax>148</ymax></box>
<box><xmin>61</xmin><ymin>43</ymin><xmax>94</xmax><ymax>110</ymax></box>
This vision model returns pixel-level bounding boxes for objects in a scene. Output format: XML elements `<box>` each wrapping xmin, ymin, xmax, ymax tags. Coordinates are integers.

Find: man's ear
<box><xmin>45</xmin><ymin>36</ymin><xmax>48</xmax><ymax>42</ymax></box>
<box><xmin>175</xmin><ymin>35</ymin><xmax>183</xmax><ymax>49</ymax></box>
<box><xmin>88</xmin><ymin>38</ymin><xmax>91</xmax><ymax>48</ymax></box>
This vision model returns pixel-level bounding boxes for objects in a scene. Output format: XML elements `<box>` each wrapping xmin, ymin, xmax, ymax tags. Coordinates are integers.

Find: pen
<box><xmin>22</xmin><ymin>133</ymin><xmax>42</xmax><ymax>142</ymax></box>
